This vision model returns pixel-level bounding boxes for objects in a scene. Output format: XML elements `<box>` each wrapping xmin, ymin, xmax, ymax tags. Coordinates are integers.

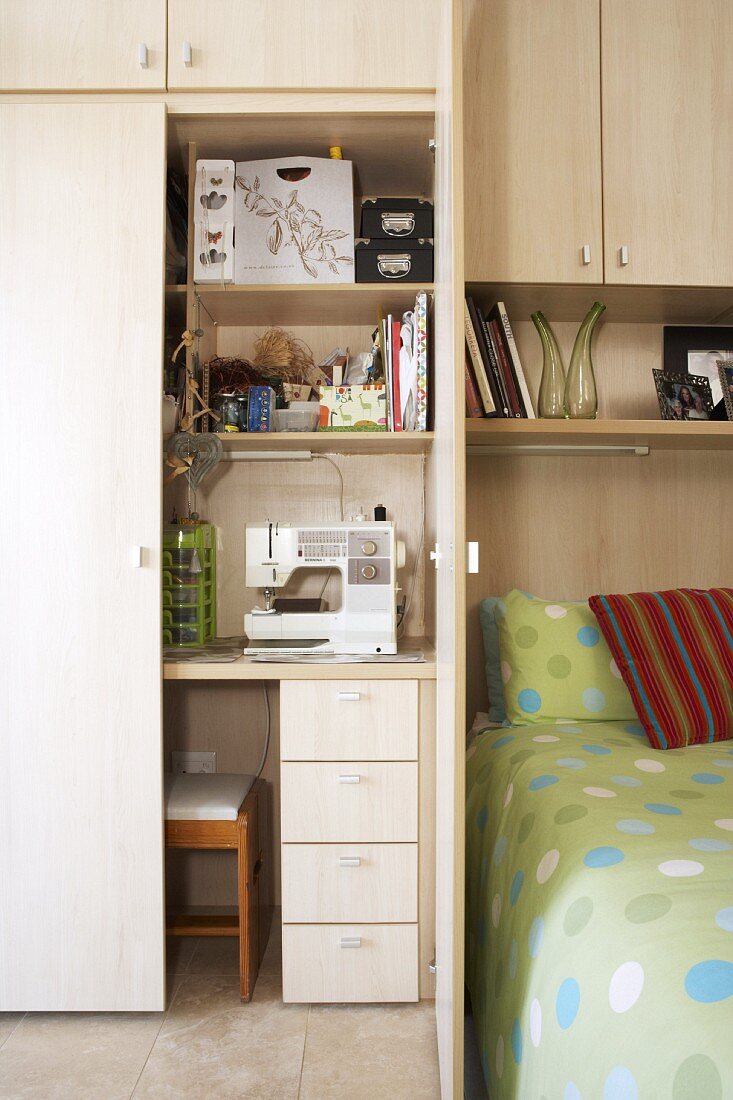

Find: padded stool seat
<box><xmin>164</xmin><ymin>772</ymin><xmax>270</xmax><ymax>1001</ymax></box>
<box><xmin>164</xmin><ymin>772</ymin><xmax>256</xmax><ymax>821</ymax></box>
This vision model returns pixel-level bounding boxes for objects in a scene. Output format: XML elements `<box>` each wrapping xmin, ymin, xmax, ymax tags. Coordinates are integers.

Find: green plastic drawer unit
<box><xmin>162</xmin><ymin>522</ymin><xmax>217</xmax><ymax>646</ymax></box>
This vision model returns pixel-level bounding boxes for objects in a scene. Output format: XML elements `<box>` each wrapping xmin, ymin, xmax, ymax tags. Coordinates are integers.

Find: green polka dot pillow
<box><xmin>497</xmin><ymin>589</ymin><xmax>636</xmax><ymax>725</ymax></box>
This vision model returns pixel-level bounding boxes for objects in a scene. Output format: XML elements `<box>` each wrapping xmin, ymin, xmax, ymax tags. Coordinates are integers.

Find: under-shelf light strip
<box><xmin>222</xmin><ymin>450</ymin><xmax>313</xmax><ymax>461</ymax></box>
<box><xmin>466</xmin><ymin>444</ymin><xmax>649</xmax><ymax>458</ymax></box>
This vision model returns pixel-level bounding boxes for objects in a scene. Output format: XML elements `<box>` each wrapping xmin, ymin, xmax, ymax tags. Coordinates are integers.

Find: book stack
<box><xmin>464</xmin><ymin>298</ymin><xmax>535</xmax><ymax>419</ymax></box>
<box><xmin>380</xmin><ymin>288</ymin><xmax>430</xmax><ymax>432</ymax></box>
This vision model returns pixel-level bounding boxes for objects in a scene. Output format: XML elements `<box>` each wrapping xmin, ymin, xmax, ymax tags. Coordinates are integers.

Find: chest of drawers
<box><xmin>279</xmin><ymin>678</ymin><xmax>430</xmax><ymax>1003</ymax></box>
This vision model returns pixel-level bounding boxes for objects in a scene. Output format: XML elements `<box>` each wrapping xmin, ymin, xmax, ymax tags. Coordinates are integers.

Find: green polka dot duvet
<box><xmin>466</xmin><ymin>720</ymin><xmax>733</xmax><ymax>1099</ymax></box>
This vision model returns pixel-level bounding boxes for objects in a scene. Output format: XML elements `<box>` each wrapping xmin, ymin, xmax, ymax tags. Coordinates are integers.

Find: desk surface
<box><xmin>163</xmin><ymin>639</ymin><xmax>436</xmax><ymax>681</ymax></box>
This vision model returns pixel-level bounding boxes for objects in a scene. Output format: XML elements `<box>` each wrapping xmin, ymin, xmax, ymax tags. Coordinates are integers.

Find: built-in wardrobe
<box><xmin>0</xmin><ymin>2</ymin><xmax>466</xmax><ymax>1098</ymax></box>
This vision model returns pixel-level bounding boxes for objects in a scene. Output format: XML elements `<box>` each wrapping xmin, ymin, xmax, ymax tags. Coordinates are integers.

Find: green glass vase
<box><xmin>564</xmin><ymin>301</ymin><xmax>605</xmax><ymax>419</ymax></box>
<box><xmin>531</xmin><ymin>310</ymin><xmax>566</xmax><ymax>419</ymax></box>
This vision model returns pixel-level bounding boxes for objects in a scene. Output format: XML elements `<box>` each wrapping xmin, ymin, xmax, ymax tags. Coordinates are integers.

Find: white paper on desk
<box><xmin>400</xmin><ymin>311</ymin><xmax>418</xmax><ymax>431</ymax></box>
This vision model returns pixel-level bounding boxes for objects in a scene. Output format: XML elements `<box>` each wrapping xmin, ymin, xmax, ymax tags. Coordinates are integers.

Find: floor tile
<box><xmin>0</xmin><ymin>1014</ymin><xmax>24</xmax><ymax>1049</ymax></box>
<box><xmin>299</xmin><ymin>1001</ymin><xmax>440</xmax><ymax>1100</ymax></box>
<box><xmin>166</xmin><ymin>936</ymin><xmax>198</xmax><ymax>977</ymax></box>
<box><xmin>131</xmin><ymin>975</ymin><xmax>307</xmax><ymax>1100</ymax></box>
<box><xmin>187</xmin><ymin>937</ymin><xmax>240</xmax><ymax>976</ymax></box>
<box><xmin>0</xmin><ymin>1011</ymin><xmax>165</xmax><ymax>1100</ymax></box>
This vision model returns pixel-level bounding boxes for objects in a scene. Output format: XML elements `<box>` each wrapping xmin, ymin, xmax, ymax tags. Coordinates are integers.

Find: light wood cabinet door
<box><xmin>0</xmin><ymin>1</ymin><xmax>166</xmax><ymax>90</ymax></box>
<box><xmin>167</xmin><ymin>0</ymin><xmax>437</xmax><ymax>90</ymax></box>
<box><xmin>0</xmin><ymin>103</ymin><xmax>166</xmax><ymax>1010</ymax></box>
<box><xmin>463</xmin><ymin>0</ymin><xmax>603</xmax><ymax>283</ymax></box>
<box><xmin>603</xmin><ymin>0</ymin><xmax>733</xmax><ymax>286</ymax></box>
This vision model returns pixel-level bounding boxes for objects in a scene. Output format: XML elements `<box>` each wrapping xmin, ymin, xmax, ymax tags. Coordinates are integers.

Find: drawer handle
<box><xmin>377</xmin><ymin>253</ymin><xmax>411</xmax><ymax>279</ymax></box>
<box><xmin>339</xmin><ymin>856</ymin><xmax>361</xmax><ymax>867</ymax></box>
<box><xmin>338</xmin><ymin>774</ymin><xmax>360</xmax><ymax>784</ymax></box>
<box><xmin>340</xmin><ymin>937</ymin><xmax>362</xmax><ymax>949</ymax></box>
<box><xmin>337</xmin><ymin>691</ymin><xmax>360</xmax><ymax>701</ymax></box>
<box><xmin>137</xmin><ymin>43</ymin><xmax>149</xmax><ymax>69</ymax></box>
<box><xmin>182</xmin><ymin>40</ymin><xmax>193</xmax><ymax>67</ymax></box>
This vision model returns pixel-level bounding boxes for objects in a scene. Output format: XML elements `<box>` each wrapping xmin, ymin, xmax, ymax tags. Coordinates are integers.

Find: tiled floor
<box><xmin>0</xmin><ymin>918</ymin><xmax>440</xmax><ymax>1100</ymax></box>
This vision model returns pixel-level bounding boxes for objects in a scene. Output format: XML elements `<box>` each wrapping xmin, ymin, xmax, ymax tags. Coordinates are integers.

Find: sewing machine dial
<box><xmin>361</xmin><ymin>541</ymin><xmax>378</xmax><ymax>556</ymax></box>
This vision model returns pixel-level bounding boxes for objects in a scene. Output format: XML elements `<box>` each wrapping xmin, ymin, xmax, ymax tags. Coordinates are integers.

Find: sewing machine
<box><xmin>244</xmin><ymin>520</ymin><xmax>405</xmax><ymax>654</ymax></box>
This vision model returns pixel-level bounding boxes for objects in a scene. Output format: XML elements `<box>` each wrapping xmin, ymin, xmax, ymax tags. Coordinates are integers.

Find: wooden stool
<box><xmin>164</xmin><ymin>773</ymin><xmax>270</xmax><ymax>1001</ymax></box>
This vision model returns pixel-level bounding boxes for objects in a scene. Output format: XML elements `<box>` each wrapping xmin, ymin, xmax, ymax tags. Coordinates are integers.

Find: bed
<box><xmin>466</xmin><ymin>717</ymin><xmax>733</xmax><ymax>1099</ymax></box>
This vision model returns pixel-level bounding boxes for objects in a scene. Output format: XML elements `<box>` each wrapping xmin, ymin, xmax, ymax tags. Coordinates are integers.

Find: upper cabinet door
<box><xmin>167</xmin><ymin>0</ymin><xmax>437</xmax><ymax>89</ymax></box>
<box><xmin>0</xmin><ymin>0</ymin><xmax>166</xmax><ymax>90</ymax></box>
<box><xmin>463</xmin><ymin>0</ymin><xmax>602</xmax><ymax>283</ymax></box>
<box><xmin>603</xmin><ymin>0</ymin><xmax>733</xmax><ymax>286</ymax></box>
<box><xmin>0</xmin><ymin>102</ymin><xmax>166</xmax><ymax>1010</ymax></box>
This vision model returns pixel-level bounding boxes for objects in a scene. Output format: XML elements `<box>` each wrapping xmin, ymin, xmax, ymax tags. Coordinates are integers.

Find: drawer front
<box><xmin>280</xmin><ymin>680</ymin><xmax>418</xmax><ymax>761</ymax></box>
<box><xmin>282</xmin><ymin>924</ymin><xmax>418</xmax><ymax>1003</ymax></box>
<box><xmin>281</xmin><ymin>843</ymin><xmax>417</xmax><ymax>924</ymax></box>
<box><xmin>281</xmin><ymin>762</ymin><xmax>417</xmax><ymax>843</ymax></box>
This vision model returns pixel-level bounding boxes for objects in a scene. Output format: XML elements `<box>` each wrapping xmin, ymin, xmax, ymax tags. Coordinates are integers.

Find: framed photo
<box><xmin>653</xmin><ymin>370</ymin><xmax>714</xmax><ymax>421</ymax></box>
<box><xmin>663</xmin><ymin>326</ymin><xmax>733</xmax><ymax>418</ymax></box>
<box><xmin>717</xmin><ymin>360</ymin><xmax>733</xmax><ymax>421</ymax></box>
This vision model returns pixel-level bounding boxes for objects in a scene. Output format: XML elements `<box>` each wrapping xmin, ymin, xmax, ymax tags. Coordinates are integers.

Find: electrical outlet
<box><xmin>172</xmin><ymin>751</ymin><xmax>217</xmax><ymax>774</ymax></box>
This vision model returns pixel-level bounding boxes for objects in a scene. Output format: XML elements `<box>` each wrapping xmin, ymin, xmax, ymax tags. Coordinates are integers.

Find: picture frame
<box><xmin>653</xmin><ymin>370</ymin><xmax>714</xmax><ymax>422</ymax></box>
<box><xmin>717</xmin><ymin>360</ymin><xmax>733</xmax><ymax>422</ymax></box>
<box><xmin>663</xmin><ymin>326</ymin><xmax>733</xmax><ymax>419</ymax></box>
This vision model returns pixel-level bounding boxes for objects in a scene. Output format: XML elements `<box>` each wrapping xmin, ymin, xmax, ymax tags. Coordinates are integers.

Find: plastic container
<box><xmin>273</xmin><ymin>406</ymin><xmax>320</xmax><ymax>432</ymax></box>
<box><xmin>162</xmin><ymin>523</ymin><xmax>217</xmax><ymax>646</ymax></box>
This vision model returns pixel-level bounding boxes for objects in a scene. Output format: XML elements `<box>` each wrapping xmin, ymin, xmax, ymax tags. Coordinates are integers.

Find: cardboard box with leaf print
<box><xmin>234</xmin><ymin>157</ymin><xmax>355</xmax><ymax>284</ymax></box>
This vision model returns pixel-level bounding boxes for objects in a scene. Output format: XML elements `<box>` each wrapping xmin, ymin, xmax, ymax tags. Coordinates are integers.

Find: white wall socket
<box><xmin>172</xmin><ymin>750</ymin><xmax>217</xmax><ymax>774</ymax></box>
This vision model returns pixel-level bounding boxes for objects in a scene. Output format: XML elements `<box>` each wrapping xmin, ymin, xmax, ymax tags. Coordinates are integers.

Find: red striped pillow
<box><xmin>588</xmin><ymin>589</ymin><xmax>733</xmax><ymax>750</ymax></box>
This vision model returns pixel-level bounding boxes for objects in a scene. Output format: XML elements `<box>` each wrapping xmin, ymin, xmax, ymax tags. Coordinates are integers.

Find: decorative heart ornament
<box><xmin>165</xmin><ymin>432</ymin><xmax>223</xmax><ymax>490</ymax></box>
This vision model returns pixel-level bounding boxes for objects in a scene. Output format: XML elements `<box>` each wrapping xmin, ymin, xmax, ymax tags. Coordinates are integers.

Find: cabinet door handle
<box><xmin>339</xmin><ymin>856</ymin><xmax>361</xmax><ymax>867</ymax></box>
<box><xmin>182</xmin><ymin>41</ymin><xmax>193</xmax><ymax>67</ymax></box>
<box><xmin>581</xmin><ymin>244</ymin><xmax>591</xmax><ymax>265</ymax></box>
<box><xmin>619</xmin><ymin>245</ymin><xmax>630</xmax><ymax>266</ymax></box>
<box><xmin>338</xmin><ymin>774</ymin><xmax>360</xmax><ymax>784</ymax></box>
<box><xmin>340</xmin><ymin>937</ymin><xmax>362</xmax><ymax>949</ymax></box>
<box><xmin>337</xmin><ymin>691</ymin><xmax>360</xmax><ymax>702</ymax></box>
<box><xmin>131</xmin><ymin>546</ymin><xmax>143</xmax><ymax>568</ymax></box>
<box><xmin>137</xmin><ymin>43</ymin><xmax>149</xmax><ymax>69</ymax></box>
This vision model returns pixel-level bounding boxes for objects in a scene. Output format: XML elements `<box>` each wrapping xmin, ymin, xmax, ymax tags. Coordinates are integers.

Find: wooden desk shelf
<box><xmin>465</xmin><ymin>418</ymin><xmax>733</xmax><ymax>452</ymax></box>
<box><xmin>164</xmin><ymin>431</ymin><xmax>433</xmax><ymax>455</ymax></box>
<box><xmin>163</xmin><ymin>640</ymin><xmax>436</xmax><ymax>681</ymax></box>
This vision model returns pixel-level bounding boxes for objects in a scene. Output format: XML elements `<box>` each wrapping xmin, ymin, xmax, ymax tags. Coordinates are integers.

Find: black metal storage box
<box><xmin>360</xmin><ymin>198</ymin><xmax>434</xmax><ymax>240</ymax></box>
<box><xmin>355</xmin><ymin>239</ymin><xmax>433</xmax><ymax>283</ymax></box>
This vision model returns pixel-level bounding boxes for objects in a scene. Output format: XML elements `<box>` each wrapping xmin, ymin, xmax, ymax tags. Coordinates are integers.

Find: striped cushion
<box><xmin>589</xmin><ymin>589</ymin><xmax>733</xmax><ymax>750</ymax></box>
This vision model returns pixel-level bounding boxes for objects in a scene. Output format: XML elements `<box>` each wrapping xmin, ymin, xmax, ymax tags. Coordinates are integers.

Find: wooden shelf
<box><xmin>165</xmin><ymin>431</ymin><xmax>433</xmax><ymax>455</ymax></box>
<box><xmin>163</xmin><ymin>639</ymin><xmax>436</xmax><ymax>681</ymax></box>
<box><xmin>223</xmin><ymin>430</ymin><xmax>432</xmax><ymax>455</ymax></box>
<box><xmin>466</xmin><ymin>282</ymin><xmax>733</xmax><ymax>324</ymax></box>
<box><xmin>465</xmin><ymin>418</ymin><xmax>733</xmax><ymax>452</ymax></box>
<box><xmin>195</xmin><ymin>282</ymin><xmax>433</xmax><ymax>327</ymax></box>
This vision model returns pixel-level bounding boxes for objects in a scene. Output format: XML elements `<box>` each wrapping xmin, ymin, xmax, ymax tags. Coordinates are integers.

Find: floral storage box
<box><xmin>319</xmin><ymin>384</ymin><xmax>387</xmax><ymax>432</ymax></box>
<box><xmin>234</xmin><ymin>157</ymin><xmax>354</xmax><ymax>284</ymax></box>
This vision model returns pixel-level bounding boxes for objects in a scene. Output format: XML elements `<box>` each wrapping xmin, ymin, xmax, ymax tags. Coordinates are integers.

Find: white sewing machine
<box><xmin>244</xmin><ymin>520</ymin><xmax>405</xmax><ymax>654</ymax></box>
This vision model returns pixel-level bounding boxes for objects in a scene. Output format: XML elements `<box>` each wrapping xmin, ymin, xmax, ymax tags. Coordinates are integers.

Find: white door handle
<box><xmin>581</xmin><ymin>244</ymin><xmax>591</xmax><ymax>265</ymax></box>
<box><xmin>429</xmin><ymin>543</ymin><xmax>442</xmax><ymax>569</ymax></box>
<box><xmin>137</xmin><ymin>43</ymin><xmax>149</xmax><ymax>69</ymax></box>
<box><xmin>340</xmin><ymin>937</ymin><xmax>362</xmax><ymax>948</ymax></box>
<box><xmin>466</xmin><ymin>541</ymin><xmax>479</xmax><ymax>574</ymax></box>
<box><xmin>619</xmin><ymin>245</ymin><xmax>629</xmax><ymax>266</ymax></box>
<box><xmin>131</xmin><ymin>546</ymin><xmax>143</xmax><ymax>568</ymax></box>
<box><xmin>337</xmin><ymin>692</ymin><xmax>360</xmax><ymax>702</ymax></box>
<box><xmin>338</xmin><ymin>774</ymin><xmax>360</xmax><ymax>784</ymax></box>
<box><xmin>182</xmin><ymin>41</ymin><xmax>193</xmax><ymax>67</ymax></box>
<box><xmin>339</xmin><ymin>856</ymin><xmax>361</xmax><ymax>867</ymax></box>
